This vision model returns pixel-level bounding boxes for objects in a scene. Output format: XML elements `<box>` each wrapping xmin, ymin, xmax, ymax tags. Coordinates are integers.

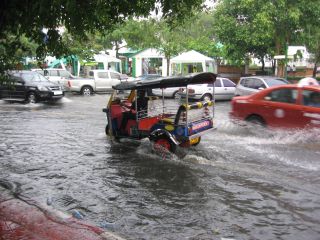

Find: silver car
<box><xmin>32</xmin><ymin>68</ymin><xmax>76</xmax><ymax>89</ymax></box>
<box><xmin>234</xmin><ymin>76</ymin><xmax>289</xmax><ymax>96</ymax></box>
<box><xmin>178</xmin><ymin>77</ymin><xmax>236</xmax><ymax>101</ymax></box>
<box><xmin>152</xmin><ymin>87</ymin><xmax>180</xmax><ymax>98</ymax></box>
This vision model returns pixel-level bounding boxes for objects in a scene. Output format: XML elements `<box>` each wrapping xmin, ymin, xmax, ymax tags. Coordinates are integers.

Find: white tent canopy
<box><xmin>93</xmin><ymin>53</ymin><xmax>122</xmax><ymax>72</ymax></box>
<box><xmin>170</xmin><ymin>50</ymin><xmax>216</xmax><ymax>75</ymax></box>
<box><xmin>130</xmin><ymin>48</ymin><xmax>167</xmax><ymax>77</ymax></box>
<box><xmin>94</xmin><ymin>53</ymin><xmax>121</xmax><ymax>63</ymax></box>
<box><xmin>171</xmin><ymin>50</ymin><xmax>213</xmax><ymax>63</ymax></box>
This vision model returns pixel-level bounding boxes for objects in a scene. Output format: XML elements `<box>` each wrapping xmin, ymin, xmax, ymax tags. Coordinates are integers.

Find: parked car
<box><xmin>135</xmin><ymin>74</ymin><xmax>164</xmax><ymax>97</ymax></box>
<box><xmin>32</xmin><ymin>68</ymin><xmax>76</xmax><ymax>88</ymax></box>
<box><xmin>234</xmin><ymin>76</ymin><xmax>289</xmax><ymax>96</ymax></box>
<box><xmin>136</xmin><ymin>74</ymin><xmax>162</xmax><ymax>81</ymax></box>
<box><xmin>67</xmin><ymin>70</ymin><xmax>132</xmax><ymax>95</ymax></box>
<box><xmin>152</xmin><ymin>87</ymin><xmax>180</xmax><ymax>98</ymax></box>
<box><xmin>230</xmin><ymin>79</ymin><xmax>320</xmax><ymax>129</ymax></box>
<box><xmin>178</xmin><ymin>77</ymin><xmax>236</xmax><ymax>101</ymax></box>
<box><xmin>0</xmin><ymin>71</ymin><xmax>64</xmax><ymax>103</ymax></box>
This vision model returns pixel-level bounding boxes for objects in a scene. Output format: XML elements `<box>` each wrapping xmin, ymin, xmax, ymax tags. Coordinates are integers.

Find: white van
<box><xmin>32</xmin><ymin>68</ymin><xmax>76</xmax><ymax>88</ymax></box>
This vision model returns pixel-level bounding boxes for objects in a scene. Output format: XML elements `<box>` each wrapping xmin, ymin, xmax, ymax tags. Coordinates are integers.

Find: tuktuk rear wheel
<box><xmin>105</xmin><ymin>124</ymin><xmax>109</xmax><ymax>136</ymax></box>
<box><xmin>153</xmin><ymin>136</ymin><xmax>176</xmax><ymax>153</ymax></box>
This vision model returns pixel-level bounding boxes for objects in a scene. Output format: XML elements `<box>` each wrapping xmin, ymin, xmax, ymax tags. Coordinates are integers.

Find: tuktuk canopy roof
<box><xmin>113</xmin><ymin>72</ymin><xmax>217</xmax><ymax>90</ymax></box>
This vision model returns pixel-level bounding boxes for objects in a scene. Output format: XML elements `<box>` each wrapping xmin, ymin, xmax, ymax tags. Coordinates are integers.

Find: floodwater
<box><xmin>0</xmin><ymin>94</ymin><xmax>320</xmax><ymax>240</ymax></box>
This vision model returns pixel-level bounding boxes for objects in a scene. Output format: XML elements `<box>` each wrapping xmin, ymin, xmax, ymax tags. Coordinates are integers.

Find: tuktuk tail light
<box><xmin>68</xmin><ymin>80</ymin><xmax>71</xmax><ymax>87</ymax></box>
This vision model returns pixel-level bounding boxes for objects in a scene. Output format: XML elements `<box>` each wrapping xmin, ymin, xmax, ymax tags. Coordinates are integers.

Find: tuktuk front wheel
<box><xmin>153</xmin><ymin>136</ymin><xmax>176</xmax><ymax>153</ymax></box>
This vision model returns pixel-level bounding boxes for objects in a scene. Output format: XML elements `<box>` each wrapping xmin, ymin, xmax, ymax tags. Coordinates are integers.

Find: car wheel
<box><xmin>172</xmin><ymin>91</ymin><xmax>179</xmax><ymax>99</ymax></box>
<box><xmin>27</xmin><ymin>92</ymin><xmax>37</xmax><ymax>103</ymax></box>
<box><xmin>201</xmin><ymin>93</ymin><xmax>212</xmax><ymax>102</ymax></box>
<box><xmin>81</xmin><ymin>86</ymin><xmax>93</xmax><ymax>96</ymax></box>
<box><xmin>153</xmin><ymin>136</ymin><xmax>176</xmax><ymax>153</ymax></box>
<box><xmin>246</xmin><ymin>115</ymin><xmax>265</xmax><ymax>126</ymax></box>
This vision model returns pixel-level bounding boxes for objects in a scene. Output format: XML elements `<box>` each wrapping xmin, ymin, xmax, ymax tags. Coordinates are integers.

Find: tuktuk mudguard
<box><xmin>149</xmin><ymin>129</ymin><xmax>179</xmax><ymax>145</ymax></box>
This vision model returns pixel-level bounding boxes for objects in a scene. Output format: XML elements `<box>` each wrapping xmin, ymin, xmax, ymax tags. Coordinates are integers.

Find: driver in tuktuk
<box><xmin>120</xmin><ymin>89</ymin><xmax>148</xmax><ymax>134</ymax></box>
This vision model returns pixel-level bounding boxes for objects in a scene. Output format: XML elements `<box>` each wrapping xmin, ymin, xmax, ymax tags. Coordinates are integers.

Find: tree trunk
<box><xmin>272</xmin><ymin>59</ymin><xmax>276</xmax><ymax>75</ymax></box>
<box><xmin>244</xmin><ymin>55</ymin><xmax>250</xmax><ymax>75</ymax></box>
<box><xmin>115</xmin><ymin>42</ymin><xmax>119</xmax><ymax>59</ymax></box>
<box><xmin>261</xmin><ymin>58</ymin><xmax>265</xmax><ymax>72</ymax></box>
<box><xmin>313</xmin><ymin>63</ymin><xmax>317</xmax><ymax>78</ymax></box>
<box><xmin>166</xmin><ymin>57</ymin><xmax>170</xmax><ymax>76</ymax></box>
<box><xmin>278</xmin><ymin>64</ymin><xmax>285</xmax><ymax>78</ymax></box>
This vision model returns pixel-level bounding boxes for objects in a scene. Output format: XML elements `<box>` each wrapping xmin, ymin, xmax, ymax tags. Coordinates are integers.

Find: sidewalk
<box><xmin>0</xmin><ymin>186</ymin><xmax>124</xmax><ymax>240</ymax></box>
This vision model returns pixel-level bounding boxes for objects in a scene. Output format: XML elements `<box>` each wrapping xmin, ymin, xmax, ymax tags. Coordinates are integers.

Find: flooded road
<box><xmin>1</xmin><ymin>94</ymin><xmax>320</xmax><ymax>240</ymax></box>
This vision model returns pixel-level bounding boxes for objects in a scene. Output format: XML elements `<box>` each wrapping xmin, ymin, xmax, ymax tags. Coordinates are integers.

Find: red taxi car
<box><xmin>230</xmin><ymin>78</ymin><xmax>320</xmax><ymax>129</ymax></box>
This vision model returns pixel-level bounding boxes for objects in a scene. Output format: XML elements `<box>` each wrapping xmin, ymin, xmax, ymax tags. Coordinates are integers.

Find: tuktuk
<box><xmin>103</xmin><ymin>72</ymin><xmax>217</xmax><ymax>153</ymax></box>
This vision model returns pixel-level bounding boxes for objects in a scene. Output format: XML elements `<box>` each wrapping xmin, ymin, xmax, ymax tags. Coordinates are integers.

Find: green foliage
<box><xmin>0</xmin><ymin>0</ymin><xmax>205</xmax><ymax>75</ymax></box>
<box><xmin>213</xmin><ymin>0</ymin><xmax>274</xmax><ymax>63</ymax></box>
<box><xmin>115</xmin><ymin>13</ymin><xmax>227</xmax><ymax>75</ymax></box>
<box><xmin>122</xmin><ymin>12</ymin><xmax>224</xmax><ymax>59</ymax></box>
<box><xmin>0</xmin><ymin>33</ymin><xmax>38</xmax><ymax>75</ymax></box>
<box><xmin>182</xmin><ymin>12</ymin><xmax>226</xmax><ymax>60</ymax></box>
<box><xmin>61</xmin><ymin>31</ymin><xmax>105</xmax><ymax>61</ymax></box>
<box><xmin>212</xmin><ymin>0</ymin><xmax>320</xmax><ymax>69</ymax></box>
<box><xmin>122</xmin><ymin>19</ymin><xmax>160</xmax><ymax>50</ymax></box>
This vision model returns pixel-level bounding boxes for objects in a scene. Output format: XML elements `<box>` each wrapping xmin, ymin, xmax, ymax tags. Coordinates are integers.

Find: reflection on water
<box><xmin>0</xmin><ymin>96</ymin><xmax>320</xmax><ymax>239</ymax></box>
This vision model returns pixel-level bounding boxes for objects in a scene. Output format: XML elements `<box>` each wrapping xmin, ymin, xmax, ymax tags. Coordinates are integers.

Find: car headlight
<box><xmin>37</xmin><ymin>86</ymin><xmax>49</xmax><ymax>91</ymax></box>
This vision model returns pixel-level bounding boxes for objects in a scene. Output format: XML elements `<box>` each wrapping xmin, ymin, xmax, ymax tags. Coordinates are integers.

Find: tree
<box><xmin>121</xmin><ymin>13</ymin><xmax>226</xmax><ymax>76</ymax></box>
<box><xmin>0</xmin><ymin>34</ymin><xmax>38</xmax><ymax>73</ymax></box>
<box><xmin>120</xmin><ymin>19</ymin><xmax>186</xmax><ymax>76</ymax></box>
<box><xmin>212</xmin><ymin>0</ymin><xmax>320</xmax><ymax>75</ymax></box>
<box><xmin>61</xmin><ymin>31</ymin><xmax>104</xmax><ymax>61</ymax></box>
<box><xmin>294</xmin><ymin>1</ymin><xmax>320</xmax><ymax>77</ymax></box>
<box><xmin>0</xmin><ymin>0</ymin><xmax>204</xmax><ymax>77</ymax></box>
<box><xmin>299</xmin><ymin>26</ymin><xmax>320</xmax><ymax>77</ymax></box>
<box><xmin>213</xmin><ymin>0</ymin><xmax>275</xmax><ymax>72</ymax></box>
<box><xmin>182</xmin><ymin>12</ymin><xmax>226</xmax><ymax>66</ymax></box>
